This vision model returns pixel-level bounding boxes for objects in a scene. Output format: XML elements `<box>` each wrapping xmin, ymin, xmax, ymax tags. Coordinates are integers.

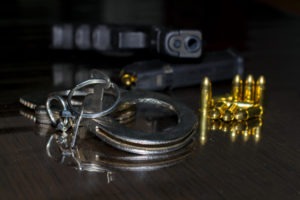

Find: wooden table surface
<box><xmin>0</xmin><ymin>18</ymin><xmax>299</xmax><ymax>200</ymax></box>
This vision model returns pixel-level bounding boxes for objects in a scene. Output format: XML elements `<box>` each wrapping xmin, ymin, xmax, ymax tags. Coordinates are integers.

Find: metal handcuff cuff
<box><xmin>45</xmin><ymin>72</ymin><xmax>198</xmax><ymax>155</ymax></box>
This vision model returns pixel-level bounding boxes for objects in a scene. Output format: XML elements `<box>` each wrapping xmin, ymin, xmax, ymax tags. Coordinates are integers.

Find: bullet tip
<box><xmin>202</xmin><ymin>77</ymin><xmax>211</xmax><ymax>86</ymax></box>
<box><xmin>257</xmin><ymin>76</ymin><xmax>266</xmax><ymax>85</ymax></box>
<box><xmin>245</xmin><ymin>74</ymin><xmax>254</xmax><ymax>84</ymax></box>
<box><xmin>233</xmin><ymin>75</ymin><xmax>241</xmax><ymax>83</ymax></box>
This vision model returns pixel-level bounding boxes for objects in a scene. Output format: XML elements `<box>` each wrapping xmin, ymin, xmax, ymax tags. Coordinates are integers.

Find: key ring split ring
<box><xmin>67</xmin><ymin>79</ymin><xmax>121</xmax><ymax>119</ymax></box>
<box><xmin>46</xmin><ymin>77</ymin><xmax>121</xmax><ymax>131</ymax></box>
<box><xmin>46</xmin><ymin>95</ymin><xmax>69</xmax><ymax>126</ymax></box>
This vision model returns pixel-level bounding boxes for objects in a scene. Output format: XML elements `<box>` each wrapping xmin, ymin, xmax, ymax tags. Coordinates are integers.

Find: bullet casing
<box><xmin>223</xmin><ymin>103</ymin><xmax>239</xmax><ymax>122</ymax></box>
<box><xmin>209</xmin><ymin>101</ymin><xmax>228</xmax><ymax>119</ymax></box>
<box><xmin>232</xmin><ymin>75</ymin><xmax>243</xmax><ymax>101</ymax></box>
<box><xmin>255</xmin><ymin>76</ymin><xmax>265</xmax><ymax>105</ymax></box>
<box><xmin>244</xmin><ymin>75</ymin><xmax>255</xmax><ymax>103</ymax></box>
<box><xmin>235</xmin><ymin>105</ymin><xmax>263</xmax><ymax>121</ymax></box>
<box><xmin>121</xmin><ymin>73</ymin><xmax>137</xmax><ymax>87</ymax></box>
<box><xmin>208</xmin><ymin>108</ymin><xmax>221</xmax><ymax>119</ymax></box>
<box><xmin>234</xmin><ymin>102</ymin><xmax>253</xmax><ymax>109</ymax></box>
<box><xmin>200</xmin><ymin>77</ymin><xmax>212</xmax><ymax>112</ymax></box>
<box><xmin>215</xmin><ymin>101</ymin><xmax>229</xmax><ymax>111</ymax></box>
<box><xmin>200</xmin><ymin>74</ymin><xmax>265</xmax><ymax>143</ymax></box>
<box><xmin>199</xmin><ymin>77</ymin><xmax>212</xmax><ymax>144</ymax></box>
<box><xmin>212</xmin><ymin>94</ymin><xmax>232</xmax><ymax>107</ymax></box>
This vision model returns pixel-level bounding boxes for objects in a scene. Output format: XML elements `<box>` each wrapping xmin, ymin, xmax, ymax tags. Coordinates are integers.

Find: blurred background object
<box><xmin>0</xmin><ymin>0</ymin><xmax>299</xmax><ymax>102</ymax></box>
<box><xmin>1</xmin><ymin>0</ymin><xmax>298</xmax><ymax>61</ymax></box>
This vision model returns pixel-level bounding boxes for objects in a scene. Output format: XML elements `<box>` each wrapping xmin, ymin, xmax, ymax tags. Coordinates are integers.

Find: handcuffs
<box><xmin>20</xmin><ymin>70</ymin><xmax>198</xmax><ymax>170</ymax></box>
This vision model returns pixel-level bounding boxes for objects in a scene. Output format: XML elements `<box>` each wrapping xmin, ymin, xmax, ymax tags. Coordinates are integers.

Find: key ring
<box><xmin>46</xmin><ymin>78</ymin><xmax>121</xmax><ymax>125</ymax></box>
<box><xmin>67</xmin><ymin>79</ymin><xmax>121</xmax><ymax>119</ymax></box>
<box><xmin>46</xmin><ymin>95</ymin><xmax>71</xmax><ymax>131</ymax></box>
<box><xmin>46</xmin><ymin>74</ymin><xmax>121</xmax><ymax>148</ymax></box>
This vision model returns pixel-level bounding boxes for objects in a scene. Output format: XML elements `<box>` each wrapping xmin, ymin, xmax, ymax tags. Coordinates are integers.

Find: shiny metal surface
<box><xmin>199</xmin><ymin>75</ymin><xmax>265</xmax><ymax>145</ymax></box>
<box><xmin>20</xmin><ymin>89</ymin><xmax>124</xmax><ymax>125</ymax></box>
<box><xmin>234</xmin><ymin>105</ymin><xmax>263</xmax><ymax>121</ymax></box>
<box><xmin>88</xmin><ymin>90</ymin><xmax>198</xmax><ymax>154</ymax></box>
<box><xmin>35</xmin><ymin>105</ymin><xmax>60</xmax><ymax>124</ymax></box>
<box><xmin>67</xmin><ymin>79</ymin><xmax>121</xmax><ymax>119</ymax></box>
<box><xmin>254</xmin><ymin>76</ymin><xmax>266</xmax><ymax>105</ymax></box>
<box><xmin>20</xmin><ymin>83</ymin><xmax>197</xmax><ymax>155</ymax></box>
<box><xmin>43</xmin><ymin>76</ymin><xmax>123</xmax><ymax>148</ymax></box>
<box><xmin>20</xmin><ymin>90</ymin><xmax>88</xmax><ymax>111</ymax></box>
<box><xmin>244</xmin><ymin>74</ymin><xmax>255</xmax><ymax>103</ymax></box>
<box><xmin>46</xmin><ymin>95</ymin><xmax>69</xmax><ymax>126</ymax></box>
<box><xmin>21</xmin><ymin>99</ymin><xmax>137</xmax><ymax>126</ymax></box>
<box><xmin>232</xmin><ymin>75</ymin><xmax>243</xmax><ymax>101</ymax></box>
<box><xmin>222</xmin><ymin>103</ymin><xmax>238</xmax><ymax>122</ymax></box>
<box><xmin>199</xmin><ymin>77</ymin><xmax>211</xmax><ymax>145</ymax></box>
<box><xmin>46</xmin><ymin>128</ymin><xmax>197</xmax><ymax>172</ymax></box>
<box><xmin>206</xmin><ymin>75</ymin><xmax>265</xmax><ymax>125</ymax></box>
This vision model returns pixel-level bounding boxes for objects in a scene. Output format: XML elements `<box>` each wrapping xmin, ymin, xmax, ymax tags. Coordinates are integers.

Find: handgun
<box><xmin>52</xmin><ymin>24</ymin><xmax>202</xmax><ymax>58</ymax></box>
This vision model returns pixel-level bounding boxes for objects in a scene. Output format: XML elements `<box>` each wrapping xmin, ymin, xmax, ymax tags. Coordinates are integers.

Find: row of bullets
<box><xmin>200</xmin><ymin>74</ymin><xmax>265</xmax><ymax>122</ymax></box>
<box><xmin>199</xmin><ymin>74</ymin><xmax>265</xmax><ymax>142</ymax></box>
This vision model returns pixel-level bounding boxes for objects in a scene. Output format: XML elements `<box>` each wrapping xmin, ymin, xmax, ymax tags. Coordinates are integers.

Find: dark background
<box><xmin>0</xmin><ymin>0</ymin><xmax>299</xmax><ymax>60</ymax></box>
<box><xmin>0</xmin><ymin>0</ymin><xmax>299</xmax><ymax>102</ymax></box>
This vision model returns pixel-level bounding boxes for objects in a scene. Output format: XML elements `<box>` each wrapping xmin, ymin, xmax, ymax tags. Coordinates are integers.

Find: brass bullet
<box><xmin>200</xmin><ymin>115</ymin><xmax>207</xmax><ymax>145</ymax></box>
<box><xmin>232</xmin><ymin>75</ymin><xmax>243</xmax><ymax>101</ymax></box>
<box><xmin>243</xmin><ymin>75</ymin><xmax>255</xmax><ymax>103</ymax></box>
<box><xmin>200</xmin><ymin>77</ymin><xmax>212</xmax><ymax>112</ymax></box>
<box><xmin>208</xmin><ymin>108</ymin><xmax>221</xmax><ymax>119</ymax></box>
<box><xmin>212</xmin><ymin>94</ymin><xmax>233</xmax><ymax>105</ymax></box>
<box><xmin>255</xmin><ymin>76</ymin><xmax>266</xmax><ymax>106</ymax></box>
<box><xmin>234</xmin><ymin>108</ymin><xmax>247</xmax><ymax>121</ymax></box>
<box><xmin>208</xmin><ymin>101</ymin><xmax>228</xmax><ymax>119</ymax></box>
<box><xmin>199</xmin><ymin>77</ymin><xmax>212</xmax><ymax>145</ymax></box>
<box><xmin>223</xmin><ymin>103</ymin><xmax>239</xmax><ymax>122</ymax></box>
<box><xmin>222</xmin><ymin>111</ymin><xmax>233</xmax><ymax>122</ymax></box>
<box><xmin>234</xmin><ymin>101</ymin><xmax>253</xmax><ymax>109</ymax></box>
<box><xmin>121</xmin><ymin>73</ymin><xmax>137</xmax><ymax>87</ymax></box>
<box><xmin>211</xmin><ymin>95</ymin><xmax>232</xmax><ymax>111</ymax></box>
<box><xmin>235</xmin><ymin>105</ymin><xmax>263</xmax><ymax>121</ymax></box>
